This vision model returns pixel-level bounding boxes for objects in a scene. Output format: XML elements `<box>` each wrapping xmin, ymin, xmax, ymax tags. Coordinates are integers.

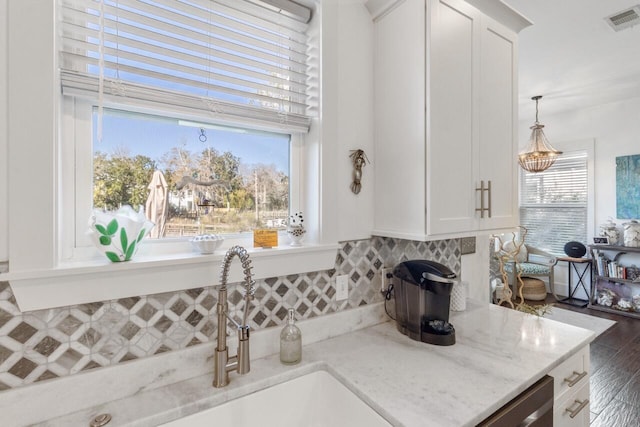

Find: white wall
<box><xmin>0</xmin><ymin>0</ymin><xmax>7</xmax><ymax>264</ymax></box>
<box><xmin>306</xmin><ymin>0</ymin><xmax>375</xmax><ymax>245</ymax></box>
<box><xmin>336</xmin><ymin>0</ymin><xmax>375</xmax><ymax>241</ymax></box>
<box><xmin>462</xmin><ymin>235</ymin><xmax>491</xmax><ymax>302</ymax></box>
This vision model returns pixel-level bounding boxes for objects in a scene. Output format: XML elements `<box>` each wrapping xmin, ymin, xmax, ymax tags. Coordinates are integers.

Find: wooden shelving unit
<box><xmin>588</xmin><ymin>244</ymin><xmax>640</xmax><ymax>319</ymax></box>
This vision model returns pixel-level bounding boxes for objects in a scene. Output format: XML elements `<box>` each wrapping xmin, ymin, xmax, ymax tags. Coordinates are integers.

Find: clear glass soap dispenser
<box><xmin>280</xmin><ymin>308</ymin><xmax>302</xmax><ymax>365</ymax></box>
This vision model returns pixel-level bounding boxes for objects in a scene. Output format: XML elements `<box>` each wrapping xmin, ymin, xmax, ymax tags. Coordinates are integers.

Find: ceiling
<box><xmin>502</xmin><ymin>0</ymin><xmax>640</xmax><ymax>119</ymax></box>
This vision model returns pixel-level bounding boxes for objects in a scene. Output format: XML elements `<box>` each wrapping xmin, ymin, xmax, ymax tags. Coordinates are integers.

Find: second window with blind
<box><xmin>59</xmin><ymin>0</ymin><xmax>314</xmax><ymax>256</ymax></box>
<box><xmin>519</xmin><ymin>140</ymin><xmax>594</xmax><ymax>255</ymax></box>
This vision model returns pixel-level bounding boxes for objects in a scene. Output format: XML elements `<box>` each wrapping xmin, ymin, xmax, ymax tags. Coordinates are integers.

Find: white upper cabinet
<box><xmin>427</xmin><ymin>0</ymin><xmax>478</xmax><ymax>236</ymax></box>
<box><xmin>369</xmin><ymin>0</ymin><xmax>526</xmax><ymax>240</ymax></box>
<box><xmin>478</xmin><ymin>15</ymin><xmax>520</xmax><ymax>232</ymax></box>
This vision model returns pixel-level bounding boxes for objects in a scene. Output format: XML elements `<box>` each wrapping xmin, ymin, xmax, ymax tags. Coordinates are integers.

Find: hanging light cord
<box><xmin>532</xmin><ymin>95</ymin><xmax>542</xmax><ymax>125</ymax></box>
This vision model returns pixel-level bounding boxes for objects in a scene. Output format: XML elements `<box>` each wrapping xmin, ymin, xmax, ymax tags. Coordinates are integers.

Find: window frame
<box><xmin>62</xmin><ymin>96</ymin><xmax>301</xmax><ymax>261</ymax></box>
<box><xmin>4</xmin><ymin>0</ymin><xmax>339</xmax><ymax>312</ymax></box>
<box><xmin>518</xmin><ymin>139</ymin><xmax>595</xmax><ymax>255</ymax></box>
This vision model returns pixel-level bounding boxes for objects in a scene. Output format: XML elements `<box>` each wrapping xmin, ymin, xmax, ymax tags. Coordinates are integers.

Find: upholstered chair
<box><xmin>502</xmin><ymin>243</ymin><xmax>558</xmax><ymax>300</ymax></box>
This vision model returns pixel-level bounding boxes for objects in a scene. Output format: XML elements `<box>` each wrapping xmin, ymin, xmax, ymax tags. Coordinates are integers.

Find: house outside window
<box><xmin>519</xmin><ymin>141</ymin><xmax>594</xmax><ymax>255</ymax></box>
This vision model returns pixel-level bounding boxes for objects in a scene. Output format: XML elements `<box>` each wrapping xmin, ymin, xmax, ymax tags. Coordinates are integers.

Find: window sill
<box><xmin>2</xmin><ymin>243</ymin><xmax>340</xmax><ymax>312</ymax></box>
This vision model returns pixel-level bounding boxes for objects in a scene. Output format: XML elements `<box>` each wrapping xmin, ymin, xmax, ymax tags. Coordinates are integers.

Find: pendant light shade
<box><xmin>518</xmin><ymin>96</ymin><xmax>562</xmax><ymax>173</ymax></box>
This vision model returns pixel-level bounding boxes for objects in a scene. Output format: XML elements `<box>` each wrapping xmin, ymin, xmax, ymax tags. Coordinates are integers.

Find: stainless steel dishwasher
<box><xmin>477</xmin><ymin>375</ymin><xmax>554</xmax><ymax>426</ymax></box>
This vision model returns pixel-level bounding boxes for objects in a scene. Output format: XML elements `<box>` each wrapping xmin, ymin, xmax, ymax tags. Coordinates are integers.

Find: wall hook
<box><xmin>349</xmin><ymin>149</ymin><xmax>369</xmax><ymax>194</ymax></box>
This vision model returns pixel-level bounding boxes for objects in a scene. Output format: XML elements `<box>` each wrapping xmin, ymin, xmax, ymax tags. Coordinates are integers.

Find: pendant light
<box><xmin>518</xmin><ymin>96</ymin><xmax>562</xmax><ymax>173</ymax></box>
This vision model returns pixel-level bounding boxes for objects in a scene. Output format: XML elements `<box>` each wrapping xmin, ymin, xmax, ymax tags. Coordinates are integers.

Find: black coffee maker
<box><xmin>392</xmin><ymin>259</ymin><xmax>457</xmax><ymax>346</ymax></box>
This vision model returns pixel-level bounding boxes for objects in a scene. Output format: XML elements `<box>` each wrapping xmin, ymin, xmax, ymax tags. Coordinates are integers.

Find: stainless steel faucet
<box><xmin>213</xmin><ymin>245</ymin><xmax>256</xmax><ymax>388</ymax></box>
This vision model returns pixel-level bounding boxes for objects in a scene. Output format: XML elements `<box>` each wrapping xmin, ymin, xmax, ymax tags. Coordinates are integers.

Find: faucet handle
<box><xmin>237</xmin><ymin>325</ymin><xmax>250</xmax><ymax>375</ymax></box>
<box><xmin>239</xmin><ymin>324</ymin><xmax>250</xmax><ymax>340</ymax></box>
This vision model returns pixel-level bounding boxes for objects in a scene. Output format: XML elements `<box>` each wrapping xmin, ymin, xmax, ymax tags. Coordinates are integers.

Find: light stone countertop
<box><xmin>10</xmin><ymin>301</ymin><xmax>595</xmax><ymax>427</ymax></box>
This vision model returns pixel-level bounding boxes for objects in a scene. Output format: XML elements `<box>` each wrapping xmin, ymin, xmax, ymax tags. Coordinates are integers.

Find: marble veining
<box><xmin>10</xmin><ymin>301</ymin><xmax>594</xmax><ymax>427</ymax></box>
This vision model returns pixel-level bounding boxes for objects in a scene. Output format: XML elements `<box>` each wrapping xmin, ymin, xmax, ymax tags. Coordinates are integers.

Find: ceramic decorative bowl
<box><xmin>190</xmin><ymin>234</ymin><xmax>224</xmax><ymax>254</ymax></box>
<box><xmin>287</xmin><ymin>226</ymin><xmax>306</xmax><ymax>247</ymax></box>
<box><xmin>88</xmin><ymin>205</ymin><xmax>155</xmax><ymax>262</ymax></box>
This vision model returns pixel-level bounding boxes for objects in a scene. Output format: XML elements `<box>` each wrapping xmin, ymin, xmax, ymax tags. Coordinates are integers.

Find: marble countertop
<box><xmin>17</xmin><ymin>302</ymin><xmax>595</xmax><ymax>427</ymax></box>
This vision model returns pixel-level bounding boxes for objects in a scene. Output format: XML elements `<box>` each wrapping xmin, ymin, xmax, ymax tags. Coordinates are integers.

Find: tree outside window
<box><xmin>92</xmin><ymin>109</ymin><xmax>290</xmax><ymax>237</ymax></box>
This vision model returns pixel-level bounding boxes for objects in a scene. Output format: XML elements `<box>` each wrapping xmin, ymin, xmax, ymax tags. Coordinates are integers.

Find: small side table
<box><xmin>557</xmin><ymin>257</ymin><xmax>591</xmax><ymax>307</ymax></box>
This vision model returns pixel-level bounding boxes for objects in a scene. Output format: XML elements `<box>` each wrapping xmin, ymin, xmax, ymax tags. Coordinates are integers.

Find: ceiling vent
<box><xmin>605</xmin><ymin>5</ymin><xmax>640</xmax><ymax>31</ymax></box>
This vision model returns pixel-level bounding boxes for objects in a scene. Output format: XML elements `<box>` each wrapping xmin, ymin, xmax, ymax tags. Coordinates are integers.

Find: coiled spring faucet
<box><xmin>213</xmin><ymin>245</ymin><xmax>256</xmax><ymax>388</ymax></box>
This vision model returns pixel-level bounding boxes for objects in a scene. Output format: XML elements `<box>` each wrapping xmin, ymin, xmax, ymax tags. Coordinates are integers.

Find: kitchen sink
<box><xmin>161</xmin><ymin>370</ymin><xmax>392</xmax><ymax>427</ymax></box>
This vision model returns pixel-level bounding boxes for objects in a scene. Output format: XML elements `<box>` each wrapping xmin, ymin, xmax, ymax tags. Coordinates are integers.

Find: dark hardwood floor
<box><xmin>536</xmin><ymin>295</ymin><xmax>640</xmax><ymax>426</ymax></box>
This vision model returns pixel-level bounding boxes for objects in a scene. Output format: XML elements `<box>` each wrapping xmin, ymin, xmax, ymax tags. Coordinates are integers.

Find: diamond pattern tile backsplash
<box><xmin>0</xmin><ymin>237</ymin><xmax>460</xmax><ymax>391</ymax></box>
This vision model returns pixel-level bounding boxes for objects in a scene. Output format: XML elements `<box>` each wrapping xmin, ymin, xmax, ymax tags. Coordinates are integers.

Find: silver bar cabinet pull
<box><xmin>475</xmin><ymin>181</ymin><xmax>491</xmax><ymax>218</ymax></box>
<box><xmin>565</xmin><ymin>399</ymin><xmax>589</xmax><ymax>418</ymax></box>
<box><xmin>475</xmin><ymin>181</ymin><xmax>487</xmax><ymax>218</ymax></box>
<box><xmin>487</xmin><ymin>180</ymin><xmax>492</xmax><ymax>218</ymax></box>
<box><xmin>563</xmin><ymin>370</ymin><xmax>587</xmax><ymax>387</ymax></box>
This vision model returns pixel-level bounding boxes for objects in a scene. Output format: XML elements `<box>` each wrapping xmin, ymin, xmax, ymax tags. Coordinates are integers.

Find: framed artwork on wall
<box><xmin>616</xmin><ymin>154</ymin><xmax>640</xmax><ymax>219</ymax></box>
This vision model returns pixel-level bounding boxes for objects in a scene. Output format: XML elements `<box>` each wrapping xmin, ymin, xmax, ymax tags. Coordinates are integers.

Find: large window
<box><xmin>519</xmin><ymin>148</ymin><xmax>589</xmax><ymax>255</ymax></box>
<box><xmin>59</xmin><ymin>0</ymin><xmax>313</xmax><ymax>255</ymax></box>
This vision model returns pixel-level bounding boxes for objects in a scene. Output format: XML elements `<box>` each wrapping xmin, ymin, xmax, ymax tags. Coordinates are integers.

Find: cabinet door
<box><xmin>554</xmin><ymin>381</ymin><xmax>590</xmax><ymax>427</ymax></box>
<box><xmin>372</xmin><ymin>0</ymin><xmax>427</xmax><ymax>239</ymax></box>
<box><xmin>548</xmin><ymin>345</ymin><xmax>590</xmax><ymax>402</ymax></box>
<box><xmin>426</xmin><ymin>0</ymin><xmax>479</xmax><ymax>235</ymax></box>
<box><xmin>477</xmin><ymin>17</ymin><xmax>519</xmax><ymax>231</ymax></box>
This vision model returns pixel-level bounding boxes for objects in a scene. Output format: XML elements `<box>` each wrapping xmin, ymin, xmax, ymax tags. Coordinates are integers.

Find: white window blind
<box><xmin>519</xmin><ymin>151</ymin><xmax>588</xmax><ymax>255</ymax></box>
<box><xmin>59</xmin><ymin>0</ymin><xmax>312</xmax><ymax>133</ymax></box>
